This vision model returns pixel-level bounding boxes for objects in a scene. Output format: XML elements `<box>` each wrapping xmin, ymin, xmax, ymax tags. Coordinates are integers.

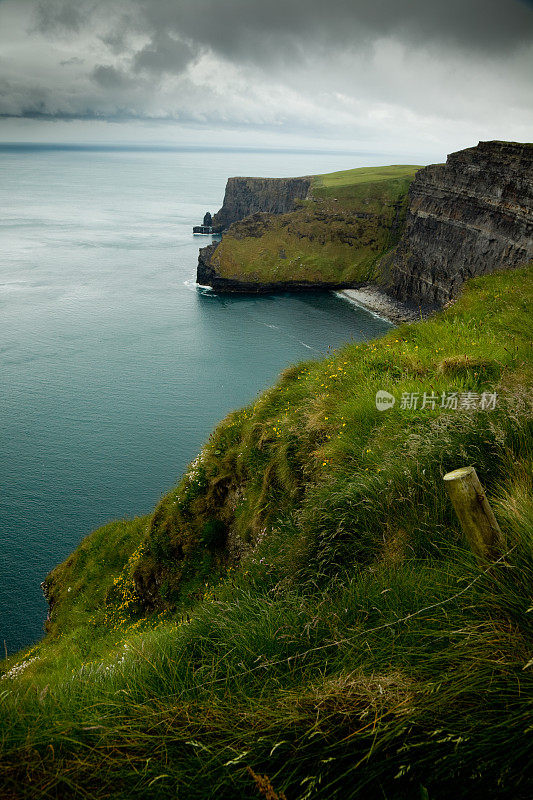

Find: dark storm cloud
<box><xmin>128</xmin><ymin>0</ymin><xmax>533</xmax><ymax>65</ymax></box>
<box><xmin>132</xmin><ymin>31</ymin><xmax>197</xmax><ymax>75</ymax></box>
<box><xmin>32</xmin><ymin>1</ymin><xmax>533</xmax><ymax>68</ymax></box>
<box><xmin>1</xmin><ymin>0</ymin><xmax>531</xmax><ymax>150</ymax></box>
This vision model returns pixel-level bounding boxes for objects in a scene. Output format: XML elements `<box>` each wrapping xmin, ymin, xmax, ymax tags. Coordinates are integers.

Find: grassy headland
<box><xmin>208</xmin><ymin>165</ymin><xmax>420</xmax><ymax>284</ymax></box>
<box><xmin>1</xmin><ymin>265</ymin><xmax>532</xmax><ymax>799</ymax></box>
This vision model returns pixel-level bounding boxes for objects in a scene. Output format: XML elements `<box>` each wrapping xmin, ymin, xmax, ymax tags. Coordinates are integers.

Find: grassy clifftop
<box><xmin>1</xmin><ymin>266</ymin><xmax>532</xmax><ymax>799</ymax></box>
<box><xmin>207</xmin><ymin>165</ymin><xmax>420</xmax><ymax>285</ymax></box>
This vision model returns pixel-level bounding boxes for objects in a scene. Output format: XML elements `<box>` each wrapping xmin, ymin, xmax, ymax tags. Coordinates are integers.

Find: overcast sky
<box><xmin>1</xmin><ymin>0</ymin><xmax>532</xmax><ymax>160</ymax></box>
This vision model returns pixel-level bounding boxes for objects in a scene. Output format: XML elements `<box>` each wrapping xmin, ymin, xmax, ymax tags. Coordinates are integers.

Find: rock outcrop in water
<box><xmin>210</xmin><ymin>176</ymin><xmax>311</xmax><ymax>231</ymax></box>
<box><xmin>383</xmin><ymin>141</ymin><xmax>533</xmax><ymax>305</ymax></box>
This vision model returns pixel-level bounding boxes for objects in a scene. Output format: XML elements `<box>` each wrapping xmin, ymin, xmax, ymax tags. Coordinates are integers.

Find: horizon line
<box><xmin>0</xmin><ymin>142</ymin><xmax>397</xmax><ymax>157</ymax></box>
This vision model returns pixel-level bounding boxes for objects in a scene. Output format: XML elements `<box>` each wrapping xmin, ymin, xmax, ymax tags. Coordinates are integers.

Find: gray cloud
<box><xmin>32</xmin><ymin>1</ymin><xmax>533</xmax><ymax>61</ymax></box>
<box><xmin>91</xmin><ymin>64</ymin><xmax>134</xmax><ymax>90</ymax></box>
<box><xmin>0</xmin><ymin>0</ymin><xmax>531</xmax><ymax>157</ymax></box>
<box><xmin>34</xmin><ymin>0</ymin><xmax>99</xmax><ymax>34</ymax></box>
<box><xmin>131</xmin><ymin>0</ymin><xmax>533</xmax><ymax>63</ymax></box>
<box><xmin>60</xmin><ymin>56</ymin><xmax>84</xmax><ymax>66</ymax></box>
<box><xmin>100</xmin><ymin>30</ymin><xmax>129</xmax><ymax>56</ymax></box>
<box><xmin>132</xmin><ymin>31</ymin><xmax>197</xmax><ymax>75</ymax></box>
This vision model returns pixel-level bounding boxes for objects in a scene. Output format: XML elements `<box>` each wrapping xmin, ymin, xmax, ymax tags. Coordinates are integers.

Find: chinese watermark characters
<box><xmin>376</xmin><ymin>389</ymin><xmax>497</xmax><ymax>412</ymax></box>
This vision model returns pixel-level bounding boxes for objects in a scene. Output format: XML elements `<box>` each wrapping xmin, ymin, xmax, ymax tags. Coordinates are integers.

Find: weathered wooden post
<box><xmin>443</xmin><ymin>466</ymin><xmax>504</xmax><ymax>560</ymax></box>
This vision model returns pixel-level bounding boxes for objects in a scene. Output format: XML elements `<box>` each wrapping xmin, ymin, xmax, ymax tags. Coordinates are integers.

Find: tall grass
<box><xmin>1</xmin><ymin>265</ymin><xmax>532</xmax><ymax>799</ymax></box>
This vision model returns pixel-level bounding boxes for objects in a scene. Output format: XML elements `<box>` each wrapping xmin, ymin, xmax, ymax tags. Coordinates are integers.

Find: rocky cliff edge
<box><xmin>383</xmin><ymin>141</ymin><xmax>533</xmax><ymax>305</ymax></box>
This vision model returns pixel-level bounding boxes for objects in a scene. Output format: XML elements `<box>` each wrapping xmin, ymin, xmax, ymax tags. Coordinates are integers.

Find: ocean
<box><xmin>0</xmin><ymin>145</ymin><xmax>392</xmax><ymax>654</ymax></box>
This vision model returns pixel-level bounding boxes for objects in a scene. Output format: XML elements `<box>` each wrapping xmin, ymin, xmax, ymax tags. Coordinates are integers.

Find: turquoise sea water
<box><xmin>0</xmin><ymin>146</ymin><xmax>392</xmax><ymax>654</ymax></box>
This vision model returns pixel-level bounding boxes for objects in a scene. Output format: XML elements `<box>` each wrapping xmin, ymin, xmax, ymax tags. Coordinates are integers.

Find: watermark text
<box><xmin>376</xmin><ymin>390</ymin><xmax>497</xmax><ymax>412</ymax></box>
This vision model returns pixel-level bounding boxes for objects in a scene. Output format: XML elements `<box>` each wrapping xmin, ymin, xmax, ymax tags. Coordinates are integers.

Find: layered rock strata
<box><xmin>211</xmin><ymin>176</ymin><xmax>311</xmax><ymax>231</ymax></box>
<box><xmin>384</xmin><ymin>141</ymin><xmax>533</xmax><ymax>305</ymax></box>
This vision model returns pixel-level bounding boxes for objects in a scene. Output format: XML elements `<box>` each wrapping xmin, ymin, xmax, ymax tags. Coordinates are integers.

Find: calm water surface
<box><xmin>0</xmin><ymin>146</ymin><xmax>392</xmax><ymax>653</ymax></box>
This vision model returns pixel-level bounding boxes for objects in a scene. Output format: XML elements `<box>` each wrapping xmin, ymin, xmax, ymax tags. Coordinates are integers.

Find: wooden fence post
<box><xmin>443</xmin><ymin>466</ymin><xmax>504</xmax><ymax>560</ymax></box>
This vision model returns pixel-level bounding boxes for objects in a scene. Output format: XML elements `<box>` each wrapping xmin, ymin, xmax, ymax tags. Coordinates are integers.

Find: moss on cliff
<box><xmin>206</xmin><ymin>165</ymin><xmax>420</xmax><ymax>285</ymax></box>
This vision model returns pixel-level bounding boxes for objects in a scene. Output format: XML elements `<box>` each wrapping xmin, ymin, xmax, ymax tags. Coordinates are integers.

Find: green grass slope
<box><xmin>1</xmin><ymin>266</ymin><xmax>532</xmax><ymax>800</ymax></box>
<box><xmin>210</xmin><ymin>165</ymin><xmax>420</xmax><ymax>284</ymax></box>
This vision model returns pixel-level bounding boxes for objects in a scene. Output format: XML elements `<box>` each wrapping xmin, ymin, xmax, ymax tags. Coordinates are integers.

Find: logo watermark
<box><xmin>375</xmin><ymin>390</ymin><xmax>396</xmax><ymax>411</ymax></box>
<box><xmin>376</xmin><ymin>390</ymin><xmax>497</xmax><ymax>411</ymax></box>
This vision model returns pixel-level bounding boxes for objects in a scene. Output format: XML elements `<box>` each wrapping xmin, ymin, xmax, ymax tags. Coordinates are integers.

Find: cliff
<box><xmin>197</xmin><ymin>143</ymin><xmax>533</xmax><ymax>307</ymax></box>
<box><xmin>198</xmin><ymin>165</ymin><xmax>420</xmax><ymax>291</ymax></box>
<box><xmin>210</xmin><ymin>176</ymin><xmax>311</xmax><ymax>231</ymax></box>
<box><xmin>383</xmin><ymin>141</ymin><xmax>533</xmax><ymax>305</ymax></box>
<box><xmin>2</xmin><ymin>147</ymin><xmax>533</xmax><ymax>800</ymax></box>
<box><xmin>197</xmin><ymin>233</ymin><xmax>355</xmax><ymax>293</ymax></box>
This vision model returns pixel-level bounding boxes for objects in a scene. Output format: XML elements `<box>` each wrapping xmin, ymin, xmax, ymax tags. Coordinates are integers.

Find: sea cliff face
<box><xmin>383</xmin><ymin>141</ymin><xmax>533</xmax><ymax>305</ymax></box>
<box><xmin>211</xmin><ymin>176</ymin><xmax>311</xmax><ymax>231</ymax></box>
<box><xmin>197</xmin><ymin>142</ymin><xmax>532</xmax><ymax>307</ymax></box>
